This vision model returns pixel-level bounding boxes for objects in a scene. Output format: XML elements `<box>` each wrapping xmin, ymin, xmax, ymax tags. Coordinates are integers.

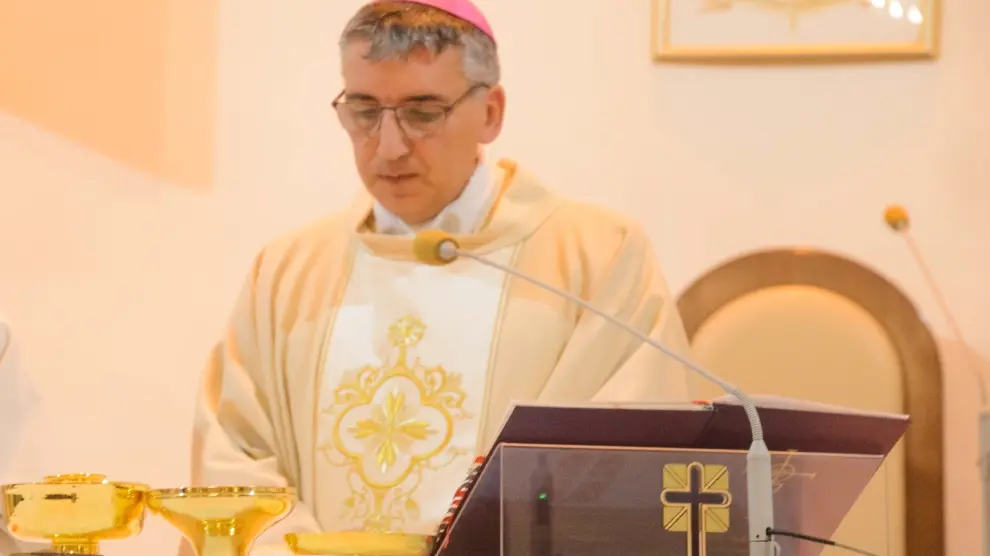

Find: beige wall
<box><xmin>0</xmin><ymin>0</ymin><xmax>218</xmax><ymax>187</ymax></box>
<box><xmin>0</xmin><ymin>0</ymin><xmax>987</xmax><ymax>554</ymax></box>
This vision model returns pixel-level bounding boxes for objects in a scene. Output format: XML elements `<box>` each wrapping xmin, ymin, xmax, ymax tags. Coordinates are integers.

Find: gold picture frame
<box><xmin>651</xmin><ymin>0</ymin><xmax>940</xmax><ymax>63</ymax></box>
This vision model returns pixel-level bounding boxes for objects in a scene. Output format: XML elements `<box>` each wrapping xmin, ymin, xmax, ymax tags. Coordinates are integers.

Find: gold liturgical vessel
<box><xmin>285</xmin><ymin>531</ymin><xmax>434</xmax><ymax>556</ymax></box>
<box><xmin>146</xmin><ymin>486</ymin><xmax>295</xmax><ymax>556</ymax></box>
<box><xmin>2</xmin><ymin>475</ymin><xmax>294</xmax><ymax>556</ymax></box>
<box><xmin>2</xmin><ymin>473</ymin><xmax>431</xmax><ymax>556</ymax></box>
<box><xmin>1</xmin><ymin>473</ymin><xmax>148</xmax><ymax>555</ymax></box>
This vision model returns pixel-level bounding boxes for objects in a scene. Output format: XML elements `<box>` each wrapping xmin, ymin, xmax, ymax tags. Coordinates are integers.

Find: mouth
<box><xmin>378</xmin><ymin>173</ymin><xmax>419</xmax><ymax>185</ymax></box>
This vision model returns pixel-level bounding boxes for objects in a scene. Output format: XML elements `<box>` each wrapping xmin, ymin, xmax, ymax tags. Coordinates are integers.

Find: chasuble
<box><xmin>190</xmin><ymin>159</ymin><xmax>696</xmax><ymax>549</ymax></box>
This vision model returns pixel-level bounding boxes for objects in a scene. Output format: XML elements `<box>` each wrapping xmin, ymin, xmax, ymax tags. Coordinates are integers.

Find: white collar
<box><xmin>372</xmin><ymin>162</ymin><xmax>495</xmax><ymax>235</ymax></box>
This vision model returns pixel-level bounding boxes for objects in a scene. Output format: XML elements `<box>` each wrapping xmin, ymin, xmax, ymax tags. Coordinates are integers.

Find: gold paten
<box><xmin>285</xmin><ymin>531</ymin><xmax>434</xmax><ymax>556</ymax></box>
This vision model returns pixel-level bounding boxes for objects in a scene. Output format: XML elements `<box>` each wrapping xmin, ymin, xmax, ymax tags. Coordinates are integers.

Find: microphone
<box><xmin>413</xmin><ymin>229</ymin><xmax>459</xmax><ymax>267</ymax></box>
<box><xmin>412</xmin><ymin>230</ymin><xmax>776</xmax><ymax>556</ymax></box>
<box><xmin>884</xmin><ymin>204</ymin><xmax>990</xmax><ymax>556</ymax></box>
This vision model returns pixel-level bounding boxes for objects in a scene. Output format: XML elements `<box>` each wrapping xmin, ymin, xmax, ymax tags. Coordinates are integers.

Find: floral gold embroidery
<box><xmin>318</xmin><ymin>315</ymin><xmax>471</xmax><ymax>531</ymax></box>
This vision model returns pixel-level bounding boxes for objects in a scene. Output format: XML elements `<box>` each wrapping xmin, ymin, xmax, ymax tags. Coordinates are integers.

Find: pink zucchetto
<box><xmin>373</xmin><ymin>0</ymin><xmax>495</xmax><ymax>43</ymax></box>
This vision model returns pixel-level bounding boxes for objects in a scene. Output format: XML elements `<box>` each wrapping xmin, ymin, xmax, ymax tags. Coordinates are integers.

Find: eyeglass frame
<box><xmin>331</xmin><ymin>83</ymin><xmax>491</xmax><ymax>139</ymax></box>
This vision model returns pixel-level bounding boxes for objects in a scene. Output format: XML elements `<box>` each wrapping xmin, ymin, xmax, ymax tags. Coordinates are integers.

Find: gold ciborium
<box><xmin>146</xmin><ymin>486</ymin><xmax>294</xmax><ymax>556</ymax></box>
<box><xmin>1</xmin><ymin>473</ymin><xmax>148</xmax><ymax>555</ymax></box>
<box><xmin>285</xmin><ymin>531</ymin><xmax>434</xmax><ymax>556</ymax></box>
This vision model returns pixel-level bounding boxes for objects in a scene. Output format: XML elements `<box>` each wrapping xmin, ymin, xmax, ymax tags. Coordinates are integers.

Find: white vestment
<box><xmin>316</xmin><ymin>162</ymin><xmax>509</xmax><ymax>532</ymax></box>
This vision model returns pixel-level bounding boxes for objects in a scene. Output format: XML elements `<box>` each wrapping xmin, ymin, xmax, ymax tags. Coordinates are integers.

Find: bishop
<box><xmin>189</xmin><ymin>0</ymin><xmax>696</xmax><ymax>550</ymax></box>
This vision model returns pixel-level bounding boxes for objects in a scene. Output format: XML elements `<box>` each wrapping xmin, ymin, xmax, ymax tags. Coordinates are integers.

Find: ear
<box><xmin>0</xmin><ymin>321</ymin><xmax>9</xmax><ymax>364</ymax></box>
<box><xmin>479</xmin><ymin>84</ymin><xmax>506</xmax><ymax>145</ymax></box>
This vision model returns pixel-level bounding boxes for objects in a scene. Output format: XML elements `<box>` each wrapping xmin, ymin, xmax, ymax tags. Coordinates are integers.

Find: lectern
<box><xmin>436</xmin><ymin>397</ymin><xmax>907</xmax><ymax>556</ymax></box>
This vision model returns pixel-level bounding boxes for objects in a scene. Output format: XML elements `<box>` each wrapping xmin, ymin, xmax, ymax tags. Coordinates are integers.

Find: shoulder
<box><xmin>521</xmin><ymin>198</ymin><xmax>666</xmax><ymax>298</ymax></box>
<box><xmin>249</xmin><ymin>210</ymin><xmax>353</xmax><ymax>285</ymax></box>
<box><xmin>540</xmin><ymin>199</ymin><xmax>653</xmax><ymax>254</ymax></box>
<box><xmin>263</xmin><ymin>211</ymin><xmax>350</xmax><ymax>256</ymax></box>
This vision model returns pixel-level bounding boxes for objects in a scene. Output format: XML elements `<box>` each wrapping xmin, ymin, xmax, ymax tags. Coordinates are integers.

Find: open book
<box><xmin>490</xmin><ymin>394</ymin><xmax>909</xmax><ymax>457</ymax></box>
<box><xmin>510</xmin><ymin>394</ymin><xmax>908</xmax><ymax>421</ymax></box>
<box><xmin>708</xmin><ymin>393</ymin><xmax>909</xmax><ymax>420</ymax></box>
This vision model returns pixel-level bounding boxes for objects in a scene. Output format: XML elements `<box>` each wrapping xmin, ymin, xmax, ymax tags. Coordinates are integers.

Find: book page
<box><xmin>710</xmin><ymin>394</ymin><xmax>909</xmax><ymax>420</ymax></box>
<box><xmin>493</xmin><ymin>400</ymin><xmax>707</xmax><ymax>436</ymax></box>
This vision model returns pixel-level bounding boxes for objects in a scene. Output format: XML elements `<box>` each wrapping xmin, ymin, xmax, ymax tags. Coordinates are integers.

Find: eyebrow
<box><xmin>344</xmin><ymin>91</ymin><xmax>448</xmax><ymax>103</ymax></box>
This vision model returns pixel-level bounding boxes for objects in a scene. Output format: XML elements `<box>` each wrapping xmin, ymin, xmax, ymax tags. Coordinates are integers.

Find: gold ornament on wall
<box><xmin>701</xmin><ymin>0</ymin><xmax>861</xmax><ymax>31</ymax></box>
<box><xmin>651</xmin><ymin>0</ymin><xmax>940</xmax><ymax>62</ymax></box>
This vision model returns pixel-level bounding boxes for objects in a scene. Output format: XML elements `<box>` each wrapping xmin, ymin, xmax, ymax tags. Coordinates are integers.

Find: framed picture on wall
<box><xmin>650</xmin><ymin>0</ymin><xmax>939</xmax><ymax>62</ymax></box>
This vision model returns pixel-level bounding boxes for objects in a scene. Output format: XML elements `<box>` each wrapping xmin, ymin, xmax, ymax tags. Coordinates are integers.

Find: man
<box><xmin>191</xmin><ymin>0</ymin><xmax>695</xmax><ymax>548</ymax></box>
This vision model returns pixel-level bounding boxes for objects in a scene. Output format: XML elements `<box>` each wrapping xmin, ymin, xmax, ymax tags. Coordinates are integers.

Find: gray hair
<box><xmin>339</xmin><ymin>1</ymin><xmax>500</xmax><ymax>85</ymax></box>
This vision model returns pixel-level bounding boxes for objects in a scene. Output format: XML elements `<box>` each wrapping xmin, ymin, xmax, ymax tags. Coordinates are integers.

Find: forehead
<box><xmin>341</xmin><ymin>41</ymin><xmax>468</xmax><ymax>101</ymax></box>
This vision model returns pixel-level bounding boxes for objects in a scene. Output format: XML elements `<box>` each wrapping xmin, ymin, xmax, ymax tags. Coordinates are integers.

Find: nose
<box><xmin>374</xmin><ymin>111</ymin><xmax>410</xmax><ymax>161</ymax></box>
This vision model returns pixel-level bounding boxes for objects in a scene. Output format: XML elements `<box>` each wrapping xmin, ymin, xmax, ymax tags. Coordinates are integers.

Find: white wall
<box><xmin>0</xmin><ymin>0</ymin><xmax>987</xmax><ymax>554</ymax></box>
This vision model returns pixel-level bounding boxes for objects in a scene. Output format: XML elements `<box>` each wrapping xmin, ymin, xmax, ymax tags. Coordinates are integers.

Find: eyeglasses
<box><xmin>332</xmin><ymin>84</ymin><xmax>489</xmax><ymax>140</ymax></box>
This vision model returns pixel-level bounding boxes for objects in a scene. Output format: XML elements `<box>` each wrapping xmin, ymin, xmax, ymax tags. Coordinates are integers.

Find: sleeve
<box><xmin>187</xmin><ymin>255</ymin><xmax>322</xmax><ymax>553</ymax></box>
<box><xmin>536</xmin><ymin>222</ymin><xmax>698</xmax><ymax>404</ymax></box>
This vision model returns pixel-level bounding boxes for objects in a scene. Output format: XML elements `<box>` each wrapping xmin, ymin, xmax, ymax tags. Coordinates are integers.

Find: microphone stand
<box><xmin>432</xmin><ymin>239</ymin><xmax>775</xmax><ymax>556</ymax></box>
<box><xmin>885</xmin><ymin>205</ymin><xmax>989</xmax><ymax>556</ymax></box>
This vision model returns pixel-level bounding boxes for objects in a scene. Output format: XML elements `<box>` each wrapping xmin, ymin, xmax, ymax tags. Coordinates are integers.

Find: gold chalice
<box><xmin>146</xmin><ymin>486</ymin><xmax>294</xmax><ymax>556</ymax></box>
<box><xmin>1</xmin><ymin>473</ymin><xmax>148</xmax><ymax>555</ymax></box>
<box><xmin>285</xmin><ymin>531</ymin><xmax>434</xmax><ymax>556</ymax></box>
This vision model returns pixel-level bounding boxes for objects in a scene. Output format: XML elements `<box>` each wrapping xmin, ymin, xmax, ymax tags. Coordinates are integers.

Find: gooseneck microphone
<box><xmin>884</xmin><ymin>205</ymin><xmax>988</xmax><ymax>405</ymax></box>
<box><xmin>884</xmin><ymin>204</ymin><xmax>990</xmax><ymax>556</ymax></box>
<box><xmin>412</xmin><ymin>229</ymin><xmax>776</xmax><ymax>556</ymax></box>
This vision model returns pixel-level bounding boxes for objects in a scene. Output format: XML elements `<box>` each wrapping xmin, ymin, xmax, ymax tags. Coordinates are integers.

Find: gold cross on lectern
<box><xmin>660</xmin><ymin>462</ymin><xmax>732</xmax><ymax>556</ymax></box>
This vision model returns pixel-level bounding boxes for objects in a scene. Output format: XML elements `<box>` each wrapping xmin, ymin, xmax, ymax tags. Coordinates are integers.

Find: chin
<box><xmin>394</xmin><ymin>206</ymin><xmax>433</xmax><ymax>225</ymax></box>
<box><xmin>376</xmin><ymin>194</ymin><xmax>419</xmax><ymax>216</ymax></box>
<box><xmin>397</xmin><ymin>201</ymin><xmax>444</xmax><ymax>226</ymax></box>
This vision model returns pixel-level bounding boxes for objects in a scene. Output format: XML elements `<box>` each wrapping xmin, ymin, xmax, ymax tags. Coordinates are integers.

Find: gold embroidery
<box><xmin>317</xmin><ymin>315</ymin><xmax>471</xmax><ymax>531</ymax></box>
